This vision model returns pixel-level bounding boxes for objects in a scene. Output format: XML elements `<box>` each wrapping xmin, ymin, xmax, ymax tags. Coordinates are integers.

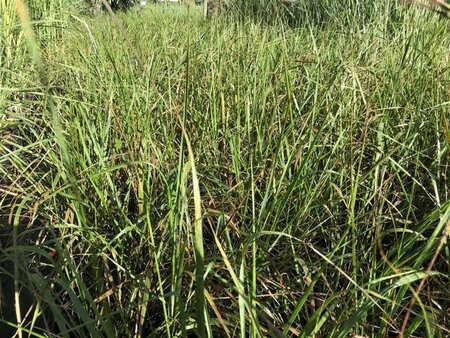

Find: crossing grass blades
<box><xmin>0</xmin><ymin>0</ymin><xmax>449</xmax><ymax>337</ymax></box>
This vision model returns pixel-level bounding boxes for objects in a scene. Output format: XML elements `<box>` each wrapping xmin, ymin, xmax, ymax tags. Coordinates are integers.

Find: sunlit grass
<box><xmin>0</xmin><ymin>2</ymin><xmax>449</xmax><ymax>337</ymax></box>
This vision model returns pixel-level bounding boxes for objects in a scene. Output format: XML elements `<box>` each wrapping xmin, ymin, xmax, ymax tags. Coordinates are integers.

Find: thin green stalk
<box><xmin>178</xmin><ymin>116</ymin><xmax>206</xmax><ymax>337</ymax></box>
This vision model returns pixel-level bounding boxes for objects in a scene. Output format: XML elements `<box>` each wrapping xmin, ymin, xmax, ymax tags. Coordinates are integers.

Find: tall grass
<box><xmin>226</xmin><ymin>0</ymin><xmax>400</xmax><ymax>26</ymax></box>
<box><xmin>227</xmin><ymin>0</ymin><xmax>450</xmax><ymax>25</ymax></box>
<box><xmin>1</xmin><ymin>2</ymin><xmax>449</xmax><ymax>337</ymax></box>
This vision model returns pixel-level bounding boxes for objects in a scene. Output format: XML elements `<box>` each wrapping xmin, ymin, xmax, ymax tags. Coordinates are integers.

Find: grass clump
<box><xmin>1</xmin><ymin>2</ymin><xmax>449</xmax><ymax>337</ymax></box>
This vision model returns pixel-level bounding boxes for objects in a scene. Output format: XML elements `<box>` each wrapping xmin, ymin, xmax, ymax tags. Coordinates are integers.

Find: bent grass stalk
<box><xmin>177</xmin><ymin>115</ymin><xmax>206</xmax><ymax>337</ymax></box>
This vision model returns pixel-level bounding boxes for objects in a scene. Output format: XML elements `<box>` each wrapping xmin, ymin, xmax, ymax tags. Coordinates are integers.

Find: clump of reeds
<box><xmin>1</xmin><ymin>1</ymin><xmax>449</xmax><ymax>337</ymax></box>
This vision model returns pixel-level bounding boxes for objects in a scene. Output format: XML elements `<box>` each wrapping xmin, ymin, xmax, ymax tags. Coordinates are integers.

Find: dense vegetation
<box><xmin>1</xmin><ymin>1</ymin><xmax>449</xmax><ymax>337</ymax></box>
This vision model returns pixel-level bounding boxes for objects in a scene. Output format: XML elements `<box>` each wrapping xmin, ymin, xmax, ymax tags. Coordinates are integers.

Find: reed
<box><xmin>1</xmin><ymin>2</ymin><xmax>449</xmax><ymax>337</ymax></box>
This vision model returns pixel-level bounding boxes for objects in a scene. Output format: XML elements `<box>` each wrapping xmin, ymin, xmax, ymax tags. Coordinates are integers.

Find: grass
<box><xmin>1</xmin><ymin>1</ymin><xmax>449</xmax><ymax>337</ymax></box>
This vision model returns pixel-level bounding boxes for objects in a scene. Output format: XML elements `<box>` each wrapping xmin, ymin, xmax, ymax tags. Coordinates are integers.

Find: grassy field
<box><xmin>1</xmin><ymin>1</ymin><xmax>449</xmax><ymax>337</ymax></box>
